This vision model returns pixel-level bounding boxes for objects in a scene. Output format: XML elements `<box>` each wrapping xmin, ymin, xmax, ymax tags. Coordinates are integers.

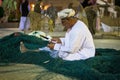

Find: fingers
<box><xmin>51</xmin><ymin>38</ymin><xmax>61</xmax><ymax>43</ymax></box>
<box><xmin>47</xmin><ymin>43</ymin><xmax>55</xmax><ymax>50</ymax></box>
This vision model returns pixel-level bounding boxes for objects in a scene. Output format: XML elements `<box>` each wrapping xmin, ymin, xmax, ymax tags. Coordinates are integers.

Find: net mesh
<box><xmin>0</xmin><ymin>32</ymin><xmax>120</xmax><ymax>80</ymax></box>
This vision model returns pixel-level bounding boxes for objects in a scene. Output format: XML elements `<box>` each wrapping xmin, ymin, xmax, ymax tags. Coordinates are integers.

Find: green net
<box><xmin>0</xmin><ymin>32</ymin><xmax>120</xmax><ymax>80</ymax></box>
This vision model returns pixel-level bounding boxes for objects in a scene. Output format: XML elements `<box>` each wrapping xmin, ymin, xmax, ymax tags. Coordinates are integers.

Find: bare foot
<box><xmin>20</xmin><ymin>42</ymin><xmax>39</xmax><ymax>53</ymax></box>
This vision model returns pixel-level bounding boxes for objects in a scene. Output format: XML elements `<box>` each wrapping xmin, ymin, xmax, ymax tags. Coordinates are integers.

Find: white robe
<box><xmin>54</xmin><ymin>20</ymin><xmax>95</xmax><ymax>61</ymax></box>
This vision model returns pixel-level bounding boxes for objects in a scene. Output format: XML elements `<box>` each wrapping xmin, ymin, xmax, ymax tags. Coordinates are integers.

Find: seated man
<box><xmin>21</xmin><ymin>10</ymin><xmax>95</xmax><ymax>61</ymax></box>
<box><xmin>47</xmin><ymin>16</ymin><xmax>95</xmax><ymax>61</ymax></box>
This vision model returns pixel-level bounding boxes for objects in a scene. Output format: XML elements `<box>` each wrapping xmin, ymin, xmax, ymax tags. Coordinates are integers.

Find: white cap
<box><xmin>57</xmin><ymin>8</ymin><xmax>75</xmax><ymax>19</ymax></box>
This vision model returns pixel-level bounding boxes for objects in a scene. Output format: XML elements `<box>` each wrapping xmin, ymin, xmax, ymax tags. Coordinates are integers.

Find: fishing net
<box><xmin>0</xmin><ymin>32</ymin><xmax>120</xmax><ymax>80</ymax></box>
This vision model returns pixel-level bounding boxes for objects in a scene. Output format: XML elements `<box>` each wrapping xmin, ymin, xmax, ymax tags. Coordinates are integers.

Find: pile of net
<box><xmin>0</xmin><ymin>32</ymin><xmax>120</xmax><ymax>80</ymax></box>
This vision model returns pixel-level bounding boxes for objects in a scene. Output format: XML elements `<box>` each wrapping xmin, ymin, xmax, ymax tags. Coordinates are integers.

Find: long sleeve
<box><xmin>54</xmin><ymin>20</ymin><xmax>95</xmax><ymax>61</ymax></box>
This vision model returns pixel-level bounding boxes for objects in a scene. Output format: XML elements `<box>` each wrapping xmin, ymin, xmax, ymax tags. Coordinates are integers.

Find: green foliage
<box><xmin>2</xmin><ymin>0</ymin><xmax>17</xmax><ymax>12</ymax></box>
<box><xmin>2</xmin><ymin>0</ymin><xmax>17</xmax><ymax>21</ymax></box>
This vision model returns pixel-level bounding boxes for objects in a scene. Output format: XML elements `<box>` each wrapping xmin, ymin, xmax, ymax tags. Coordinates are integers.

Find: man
<box><xmin>19</xmin><ymin>0</ymin><xmax>30</xmax><ymax>32</ymax></box>
<box><xmin>20</xmin><ymin>9</ymin><xmax>95</xmax><ymax>61</ymax></box>
<box><xmin>47</xmin><ymin>16</ymin><xmax>95</xmax><ymax>61</ymax></box>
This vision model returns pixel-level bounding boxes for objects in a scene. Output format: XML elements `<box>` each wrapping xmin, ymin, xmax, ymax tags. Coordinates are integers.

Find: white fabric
<box><xmin>96</xmin><ymin>0</ymin><xmax>106</xmax><ymax>5</ymax></box>
<box><xmin>19</xmin><ymin>17</ymin><xmax>30</xmax><ymax>30</ymax></box>
<box><xmin>54</xmin><ymin>20</ymin><xmax>95</xmax><ymax>61</ymax></box>
<box><xmin>101</xmin><ymin>22</ymin><xmax>113</xmax><ymax>32</ymax></box>
<box><xmin>57</xmin><ymin>8</ymin><xmax>75</xmax><ymax>18</ymax></box>
<box><xmin>28</xmin><ymin>31</ymin><xmax>46</xmax><ymax>38</ymax></box>
<box><xmin>28</xmin><ymin>31</ymin><xmax>52</xmax><ymax>41</ymax></box>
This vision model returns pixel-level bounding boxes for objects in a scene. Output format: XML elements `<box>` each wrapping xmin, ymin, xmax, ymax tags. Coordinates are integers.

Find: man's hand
<box><xmin>51</xmin><ymin>38</ymin><xmax>61</xmax><ymax>43</ymax></box>
<box><xmin>48</xmin><ymin>38</ymin><xmax>61</xmax><ymax>49</ymax></box>
<box><xmin>47</xmin><ymin>43</ymin><xmax>55</xmax><ymax>50</ymax></box>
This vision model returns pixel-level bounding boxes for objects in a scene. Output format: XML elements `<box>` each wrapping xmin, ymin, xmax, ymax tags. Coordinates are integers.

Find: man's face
<box><xmin>61</xmin><ymin>20</ymin><xmax>71</xmax><ymax>30</ymax></box>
